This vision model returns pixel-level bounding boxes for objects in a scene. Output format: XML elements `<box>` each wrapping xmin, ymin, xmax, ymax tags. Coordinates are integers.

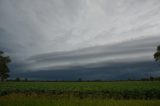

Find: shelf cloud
<box><xmin>0</xmin><ymin>0</ymin><xmax>160</xmax><ymax>80</ymax></box>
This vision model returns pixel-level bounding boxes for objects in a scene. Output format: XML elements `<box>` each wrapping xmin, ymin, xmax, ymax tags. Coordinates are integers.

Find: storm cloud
<box><xmin>0</xmin><ymin>0</ymin><xmax>160</xmax><ymax>80</ymax></box>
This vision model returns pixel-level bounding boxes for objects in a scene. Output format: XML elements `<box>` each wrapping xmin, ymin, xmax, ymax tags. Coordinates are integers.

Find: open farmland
<box><xmin>0</xmin><ymin>81</ymin><xmax>160</xmax><ymax>106</ymax></box>
<box><xmin>0</xmin><ymin>81</ymin><xmax>160</xmax><ymax>99</ymax></box>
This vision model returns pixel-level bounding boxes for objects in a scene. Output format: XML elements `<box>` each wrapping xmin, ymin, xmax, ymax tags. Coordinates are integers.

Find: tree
<box><xmin>15</xmin><ymin>77</ymin><xmax>20</xmax><ymax>82</ymax></box>
<box><xmin>154</xmin><ymin>45</ymin><xmax>160</xmax><ymax>62</ymax></box>
<box><xmin>0</xmin><ymin>51</ymin><xmax>11</xmax><ymax>81</ymax></box>
<box><xmin>24</xmin><ymin>78</ymin><xmax>28</xmax><ymax>82</ymax></box>
<box><xmin>77</xmin><ymin>78</ymin><xmax>82</xmax><ymax>82</ymax></box>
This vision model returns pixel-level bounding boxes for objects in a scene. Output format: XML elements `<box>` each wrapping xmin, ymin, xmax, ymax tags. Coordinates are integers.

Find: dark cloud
<box><xmin>10</xmin><ymin>61</ymin><xmax>160</xmax><ymax>80</ymax></box>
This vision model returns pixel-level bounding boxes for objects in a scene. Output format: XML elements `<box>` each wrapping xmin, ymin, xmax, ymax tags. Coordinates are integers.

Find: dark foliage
<box><xmin>15</xmin><ymin>77</ymin><xmax>21</xmax><ymax>82</ymax></box>
<box><xmin>0</xmin><ymin>51</ymin><xmax>11</xmax><ymax>81</ymax></box>
<box><xmin>154</xmin><ymin>45</ymin><xmax>160</xmax><ymax>62</ymax></box>
<box><xmin>0</xmin><ymin>88</ymin><xmax>160</xmax><ymax>99</ymax></box>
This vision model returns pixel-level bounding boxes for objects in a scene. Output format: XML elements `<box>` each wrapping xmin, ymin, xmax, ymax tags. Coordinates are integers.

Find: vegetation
<box><xmin>0</xmin><ymin>51</ymin><xmax>11</xmax><ymax>82</ymax></box>
<box><xmin>141</xmin><ymin>76</ymin><xmax>160</xmax><ymax>81</ymax></box>
<box><xmin>15</xmin><ymin>77</ymin><xmax>20</xmax><ymax>82</ymax></box>
<box><xmin>0</xmin><ymin>94</ymin><xmax>160</xmax><ymax>106</ymax></box>
<box><xmin>0</xmin><ymin>81</ymin><xmax>160</xmax><ymax>99</ymax></box>
<box><xmin>154</xmin><ymin>45</ymin><xmax>160</xmax><ymax>62</ymax></box>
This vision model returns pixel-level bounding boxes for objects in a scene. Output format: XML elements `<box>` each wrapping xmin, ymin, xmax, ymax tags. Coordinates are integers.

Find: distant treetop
<box><xmin>0</xmin><ymin>51</ymin><xmax>11</xmax><ymax>81</ymax></box>
<box><xmin>154</xmin><ymin>45</ymin><xmax>160</xmax><ymax>62</ymax></box>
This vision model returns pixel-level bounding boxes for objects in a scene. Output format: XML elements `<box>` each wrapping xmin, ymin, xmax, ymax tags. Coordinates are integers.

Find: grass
<box><xmin>0</xmin><ymin>93</ymin><xmax>160</xmax><ymax>106</ymax></box>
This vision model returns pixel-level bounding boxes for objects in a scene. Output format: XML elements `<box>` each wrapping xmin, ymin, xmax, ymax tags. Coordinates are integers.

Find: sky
<box><xmin>0</xmin><ymin>0</ymin><xmax>160</xmax><ymax>80</ymax></box>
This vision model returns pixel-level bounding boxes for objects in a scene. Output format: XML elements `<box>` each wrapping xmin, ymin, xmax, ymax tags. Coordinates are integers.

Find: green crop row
<box><xmin>0</xmin><ymin>81</ymin><xmax>160</xmax><ymax>99</ymax></box>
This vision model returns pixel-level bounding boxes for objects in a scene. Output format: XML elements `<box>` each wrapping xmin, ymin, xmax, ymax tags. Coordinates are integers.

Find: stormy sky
<box><xmin>0</xmin><ymin>0</ymin><xmax>160</xmax><ymax>80</ymax></box>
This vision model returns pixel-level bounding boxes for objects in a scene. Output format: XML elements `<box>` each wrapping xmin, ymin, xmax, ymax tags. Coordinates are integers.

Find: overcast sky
<box><xmin>0</xmin><ymin>0</ymin><xmax>160</xmax><ymax>80</ymax></box>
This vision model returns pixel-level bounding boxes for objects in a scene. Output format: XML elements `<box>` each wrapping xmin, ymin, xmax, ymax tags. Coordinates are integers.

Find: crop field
<box><xmin>0</xmin><ymin>81</ymin><xmax>160</xmax><ymax>99</ymax></box>
<box><xmin>0</xmin><ymin>81</ymin><xmax>160</xmax><ymax>106</ymax></box>
<box><xmin>0</xmin><ymin>94</ymin><xmax>160</xmax><ymax>106</ymax></box>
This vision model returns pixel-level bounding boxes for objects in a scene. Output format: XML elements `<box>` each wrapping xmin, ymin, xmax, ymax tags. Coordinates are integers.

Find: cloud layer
<box><xmin>0</xmin><ymin>0</ymin><xmax>160</xmax><ymax>80</ymax></box>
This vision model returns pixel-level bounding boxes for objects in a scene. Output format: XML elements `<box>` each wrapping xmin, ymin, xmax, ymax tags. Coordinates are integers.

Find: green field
<box><xmin>0</xmin><ymin>81</ymin><xmax>160</xmax><ymax>99</ymax></box>
<box><xmin>0</xmin><ymin>81</ymin><xmax>160</xmax><ymax>106</ymax></box>
<box><xmin>1</xmin><ymin>81</ymin><xmax>160</xmax><ymax>91</ymax></box>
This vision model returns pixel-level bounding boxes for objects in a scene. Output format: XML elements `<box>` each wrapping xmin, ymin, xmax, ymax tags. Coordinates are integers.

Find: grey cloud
<box><xmin>0</xmin><ymin>0</ymin><xmax>160</xmax><ymax>79</ymax></box>
<box><xmin>27</xmin><ymin>35</ymin><xmax>159</xmax><ymax>71</ymax></box>
<box><xmin>10</xmin><ymin>61</ymin><xmax>160</xmax><ymax>80</ymax></box>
